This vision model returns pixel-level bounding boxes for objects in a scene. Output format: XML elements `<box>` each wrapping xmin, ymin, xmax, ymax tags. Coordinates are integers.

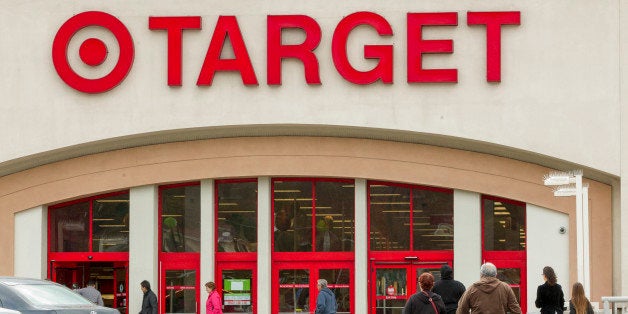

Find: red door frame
<box><xmin>158</xmin><ymin>182</ymin><xmax>202</xmax><ymax>314</ymax></box>
<box><xmin>216</xmin><ymin>261</ymin><xmax>257</xmax><ymax>313</ymax></box>
<box><xmin>159</xmin><ymin>254</ymin><xmax>200</xmax><ymax>314</ymax></box>
<box><xmin>49</xmin><ymin>261</ymin><xmax>129</xmax><ymax>314</ymax></box>
<box><xmin>272</xmin><ymin>261</ymin><xmax>354</xmax><ymax>314</ymax></box>
<box><xmin>481</xmin><ymin>195</ymin><xmax>527</xmax><ymax>313</ymax></box>
<box><xmin>48</xmin><ymin>191</ymin><xmax>130</xmax><ymax>314</ymax></box>
<box><xmin>369</xmin><ymin>260</ymin><xmax>449</xmax><ymax>314</ymax></box>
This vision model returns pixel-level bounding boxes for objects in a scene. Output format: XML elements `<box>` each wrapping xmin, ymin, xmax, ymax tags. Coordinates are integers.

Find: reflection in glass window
<box><xmin>369</xmin><ymin>185</ymin><xmax>410</xmax><ymax>251</ymax></box>
<box><xmin>49</xmin><ymin>191</ymin><xmax>130</xmax><ymax>253</ymax></box>
<box><xmin>278</xmin><ymin>269</ymin><xmax>310</xmax><ymax>312</ymax></box>
<box><xmin>92</xmin><ymin>194</ymin><xmax>129</xmax><ymax>252</ymax></box>
<box><xmin>161</xmin><ymin>184</ymin><xmax>201</xmax><ymax>253</ymax></box>
<box><xmin>319</xmin><ymin>268</ymin><xmax>351</xmax><ymax>313</ymax></box>
<box><xmin>216</xmin><ymin>181</ymin><xmax>258</xmax><ymax>253</ymax></box>
<box><xmin>164</xmin><ymin>270</ymin><xmax>197</xmax><ymax>314</ymax></box>
<box><xmin>369</xmin><ymin>182</ymin><xmax>453</xmax><ymax>251</ymax></box>
<box><xmin>273</xmin><ymin>179</ymin><xmax>355</xmax><ymax>253</ymax></box>
<box><xmin>412</xmin><ymin>189</ymin><xmax>453</xmax><ymax>251</ymax></box>
<box><xmin>50</xmin><ymin>201</ymin><xmax>89</xmax><ymax>252</ymax></box>
<box><xmin>483</xmin><ymin>198</ymin><xmax>526</xmax><ymax>251</ymax></box>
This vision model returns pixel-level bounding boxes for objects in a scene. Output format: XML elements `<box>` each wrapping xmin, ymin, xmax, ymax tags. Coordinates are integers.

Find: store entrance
<box><xmin>369</xmin><ymin>261</ymin><xmax>448</xmax><ymax>314</ymax></box>
<box><xmin>273</xmin><ymin>262</ymin><xmax>353</xmax><ymax>314</ymax></box>
<box><xmin>50</xmin><ymin>261</ymin><xmax>128</xmax><ymax>313</ymax></box>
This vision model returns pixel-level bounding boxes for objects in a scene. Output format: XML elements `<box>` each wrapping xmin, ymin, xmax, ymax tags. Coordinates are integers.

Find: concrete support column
<box><xmin>257</xmin><ymin>177</ymin><xmax>272</xmax><ymax>313</ymax></box>
<box><xmin>129</xmin><ymin>185</ymin><xmax>159</xmax><ymax>314</ymax></box>
<box><xmin>200</xmin><ymin>179</ymin><xmax>215</xmax><ymax>314</ymax></box>
<box><xmin>453</xmin><ymin>190</ymin><xmax>481</xmax><ymax>287</ymax></box>
<box><xmin>354</xmin><ymin>179</ymin><xmax>368</xmax><ymax>313</ymax></box>
<box><xmin>14</xmin><ymin>206</ymin><xmax>47</xmax><ymax>279</ymax></box>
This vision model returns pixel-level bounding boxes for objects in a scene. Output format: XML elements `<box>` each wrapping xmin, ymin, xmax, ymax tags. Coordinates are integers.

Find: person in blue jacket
<box><xmin>315</xmin><ymin>279</ymin><xmax>337</xmax><ymax>314</ymax></box>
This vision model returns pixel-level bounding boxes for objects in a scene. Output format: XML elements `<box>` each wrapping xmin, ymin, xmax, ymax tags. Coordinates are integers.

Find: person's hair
<box><xmin>317</xmin><ymin>279</ymin><xmax>328</xmax><ymax>288</ymax></box>
<box><xmin>418</xmin><ymin>272</ymin><xmax>435</xmax><ymax>291</ymax></box>
<box><xmin>480</xmin><ymin>262</ymin><xmax>497</xmax><ymax>278</ymax></box>
<box><xmin>205</xmin><ymin>282</ymin><xmax>216</xmax><ymax>290</ymax></box>
<box><xmin>571</xmin><ymin>282</ymin><xmax>590</xmax><ymax>314</ymax></box>
<box><xmin>140</xmin><ymin>280</ymin><xmax>151</xmax><ymax>291</ymax></box>
<box><xmin>87</xmin><ymin>280</ymin><xmax>97</xmax><ymax>286</ymax></box>
<box><xmin>543</xmin><ymin>266</ymin><xmax>558</xmax><ymax>285</ymax></box>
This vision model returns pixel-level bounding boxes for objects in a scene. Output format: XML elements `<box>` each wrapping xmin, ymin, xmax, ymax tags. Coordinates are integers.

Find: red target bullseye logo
<box><xmin>52</xmin><ymin>11</ymin><xmax>134</xmax><ymax>93</ymax></box>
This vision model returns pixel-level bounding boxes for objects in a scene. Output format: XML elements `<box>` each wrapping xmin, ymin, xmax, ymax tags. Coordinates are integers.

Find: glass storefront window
<box><xmin>412</xmin><ymin>188</ymin><xmax>454</xmax><ymax>251</ymax></box>
<box><xmin>164</xmin><ymin>270</ymin><xmax>197</xmax><ymax>314</ymax></box>
<box><xmin>273</xmin><ymin>179</ymin><xmax>355</xmax><ymax>253</ymax></box>
<box><xmin>320</xmin><ymin>268</ymin><xmax>351</xmax><ymax>313</ymax></box>
<box><xmin>161</xmin><ymin>184</ymin><xmax>201</xmax><ymax>253</ymax></box>
<box><xmin>92</xmin><ymin>194</ymin><xmax>129</xmax><ymax>252</ymax></box>
<box><xmin>50</xmin><ymin>201</ymin><xmax>90</xmax><ymax>252</ymax></box>
<box><xmin>278</xmin><ymin>269</ymin><xmax>310</xmax><ymax>313</ymax></box>
<box><xmin>369</xmin><ymin>182</ymin><xmax>453</xmax><ymax>251</ymax></box>
<box><xmin>483</xmin><ymin>198</ymin><xmax>526</xmax><ymax>251</ymax></box>
<box><xmin>216</xmin><ymin>181</ymin><xmax>258</xmax><ymax>253</ymax></box>
<box><xmin>49</xmin><ymin>192</ymin><xmax>129</xmax><ymax>253</ymax></box>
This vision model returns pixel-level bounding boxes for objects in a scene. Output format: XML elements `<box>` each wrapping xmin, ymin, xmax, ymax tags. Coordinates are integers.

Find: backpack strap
<box><xmin>422</xmin><ymin>291</ymin><xmax>439</xmax><ymax>313</ymax></box>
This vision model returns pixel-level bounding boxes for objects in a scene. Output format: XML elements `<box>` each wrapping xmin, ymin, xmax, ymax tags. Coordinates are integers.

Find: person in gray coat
<box><xmin>315</xmin><ymin>279</ymin><xmax>337</xmax><ymax>314</ymax></box>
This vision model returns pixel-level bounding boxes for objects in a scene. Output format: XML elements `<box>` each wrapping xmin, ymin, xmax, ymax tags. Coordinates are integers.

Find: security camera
<box><xmin>559</xmin><ymin>227</ymin><xmax>566</xmax><ymax>234</ymax></box>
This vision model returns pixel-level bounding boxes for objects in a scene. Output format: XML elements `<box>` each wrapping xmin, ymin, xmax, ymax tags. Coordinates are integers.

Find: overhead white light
<box><xmin>553</xmin><ymin>183</ymin><xmax>588</xmax><ymax>197</ymax></box>
<box><xmin>543</xmin><ymin>170</ymin><xmax>582</xmax><ymax>186</ymax></box>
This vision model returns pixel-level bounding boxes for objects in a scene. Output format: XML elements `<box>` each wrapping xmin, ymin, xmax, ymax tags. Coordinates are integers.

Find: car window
<box><xmin>12</xmin><ymin>284</ymin><xmax>93</xmax><ymax>306</ymax></box>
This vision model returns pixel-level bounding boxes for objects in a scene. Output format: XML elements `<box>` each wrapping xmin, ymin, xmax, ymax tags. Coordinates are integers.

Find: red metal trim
<box><xmin>160</xmin><ymin>255</ymin><xmax>200</xmax><ymax>314</ymax></box>
<box><xmin>215</xmin><ymin>178</ymin><xmax>257</xmax><ymax>184</ymax></box>
<box><xmin>48</xmin><ymin>190</ymin><xmax>130</xmax><ymax>209</ymax></box>
<box><xmin>481</xmin><ymin>194</ymin><xmax>527</xmax><ymax>313</ymax></box>
<box><xmin>368</xmin><ymin>180</ymin><xmax>453</xmax><ymax>194</ymax></box>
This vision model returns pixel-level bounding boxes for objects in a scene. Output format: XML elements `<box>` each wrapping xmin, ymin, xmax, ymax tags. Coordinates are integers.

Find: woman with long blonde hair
<box><xmin>569</xmin><ymin>282</ymin><xmax>593</xmax><ymax>314</ymax></box>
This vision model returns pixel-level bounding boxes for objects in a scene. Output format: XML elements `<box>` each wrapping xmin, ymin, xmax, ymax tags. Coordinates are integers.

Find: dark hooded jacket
<box><xmin>455</xmin><ymin>276</ymin><xmax>521</xmax><ymax>314</ymax></box>
<box><xmin>432</xmin><ymin>265</ymin><xmax>466</xmax><ymax>314</ymax></box>
<box><xmin>315</xmin><ymin>287</ymin><xmax>337</xmax><ymax>314</ymax></box>
<box><xmin>403</xmin><ymin>290</ymin><xmax>446</xmax><ymax>314</ymax></box>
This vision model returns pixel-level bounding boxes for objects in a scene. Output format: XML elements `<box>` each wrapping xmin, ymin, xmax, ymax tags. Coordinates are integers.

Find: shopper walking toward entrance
<box><xmin>315</xmin><ymin>279</ymin><xmax>337</xmax><ymax>314</ymax></box>
<box><xmin>535</xmin><ymin>266</ymin><xmax>565</xmax><ymax>313</ymax></box>
<box><xmin>403</xmin><ymin>272</ymin><xmax>446</xmax><ymax>314</ymax></box>
<box><xmin>569</xmin><ymin>282</ymin><xmax>594</xmax><ymax>314</ymax></box>
<box><xmin>140</xmin><ymin>280</ymin><xmax>158</xmax><ymax>314</ymax></box>
<box><xmin>432</xmin><ymin>265</ymin><xmax>465</xmax><ymax>314</ymax></box>
<box><xmin>77</xmin><ymin>280</ymin><xmax>104</xmax><ymax>306</ymax></box>
<box><xmin>205</xmin><ymin>282</ymin><xmax>223</xmax><ymax>314</ymax></box>
<box><xmin>456</xmin><ymin>262</ymin><xmax>521</xmax><ymax>313</ymax></box>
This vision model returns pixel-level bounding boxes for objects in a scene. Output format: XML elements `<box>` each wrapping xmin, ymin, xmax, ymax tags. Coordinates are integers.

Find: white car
<box><xmin>0</xmin><ymin>308</ymin><xmax>20</xmax><ymax>313</ymax></box>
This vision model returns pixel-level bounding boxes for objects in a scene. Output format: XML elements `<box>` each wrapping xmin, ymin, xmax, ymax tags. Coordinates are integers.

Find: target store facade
<box><xmin>0</xmin><ymin>1</ymin><xmax>626</xmax><ymax>313</ymax></box>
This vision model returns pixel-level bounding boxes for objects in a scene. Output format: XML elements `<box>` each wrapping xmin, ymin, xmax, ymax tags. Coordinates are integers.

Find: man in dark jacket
<box><xmin>140</xmin><ymin>280</ymin><xmax>158</xmax><ymax>314</ymax></box>
<box><xmin>433</xmin><ymin>265</ymin><xmax>466</xmax><ymax>314</ymax></box>
<box><xmin>315</xmin><ymin>279</ymin><xmax>337</xmax><ymax>314</ymax></box>
<box><xmin>456</xmin><ymin>262</ymin><xmax>521</xmax><ymax>313</ymax></box>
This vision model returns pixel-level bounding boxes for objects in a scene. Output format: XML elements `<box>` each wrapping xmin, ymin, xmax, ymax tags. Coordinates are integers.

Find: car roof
<box><xmin>0</xmin><ymin>277</ymin><xmax>54</xmax><ymax>286</ymax></box>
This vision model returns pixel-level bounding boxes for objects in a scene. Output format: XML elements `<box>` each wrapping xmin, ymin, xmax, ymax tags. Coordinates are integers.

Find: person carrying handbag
<box><xmin>403</xmin><ymin>272</ymin><xmax>446</xmax><ymax>314</ymax></box>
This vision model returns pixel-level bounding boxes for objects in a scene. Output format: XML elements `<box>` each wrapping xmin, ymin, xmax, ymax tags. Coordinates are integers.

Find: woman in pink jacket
<box><xmin>205</xmin><ymin>281</ymin><xmax>223</xmax><ymax>314</ymax></box>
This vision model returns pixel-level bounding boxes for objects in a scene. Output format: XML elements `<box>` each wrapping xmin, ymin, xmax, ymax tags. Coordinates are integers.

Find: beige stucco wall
<box><xmin>0</xmin><ymin>136</ymin><xmax>612</xmax><ymax>301</ymax></box>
